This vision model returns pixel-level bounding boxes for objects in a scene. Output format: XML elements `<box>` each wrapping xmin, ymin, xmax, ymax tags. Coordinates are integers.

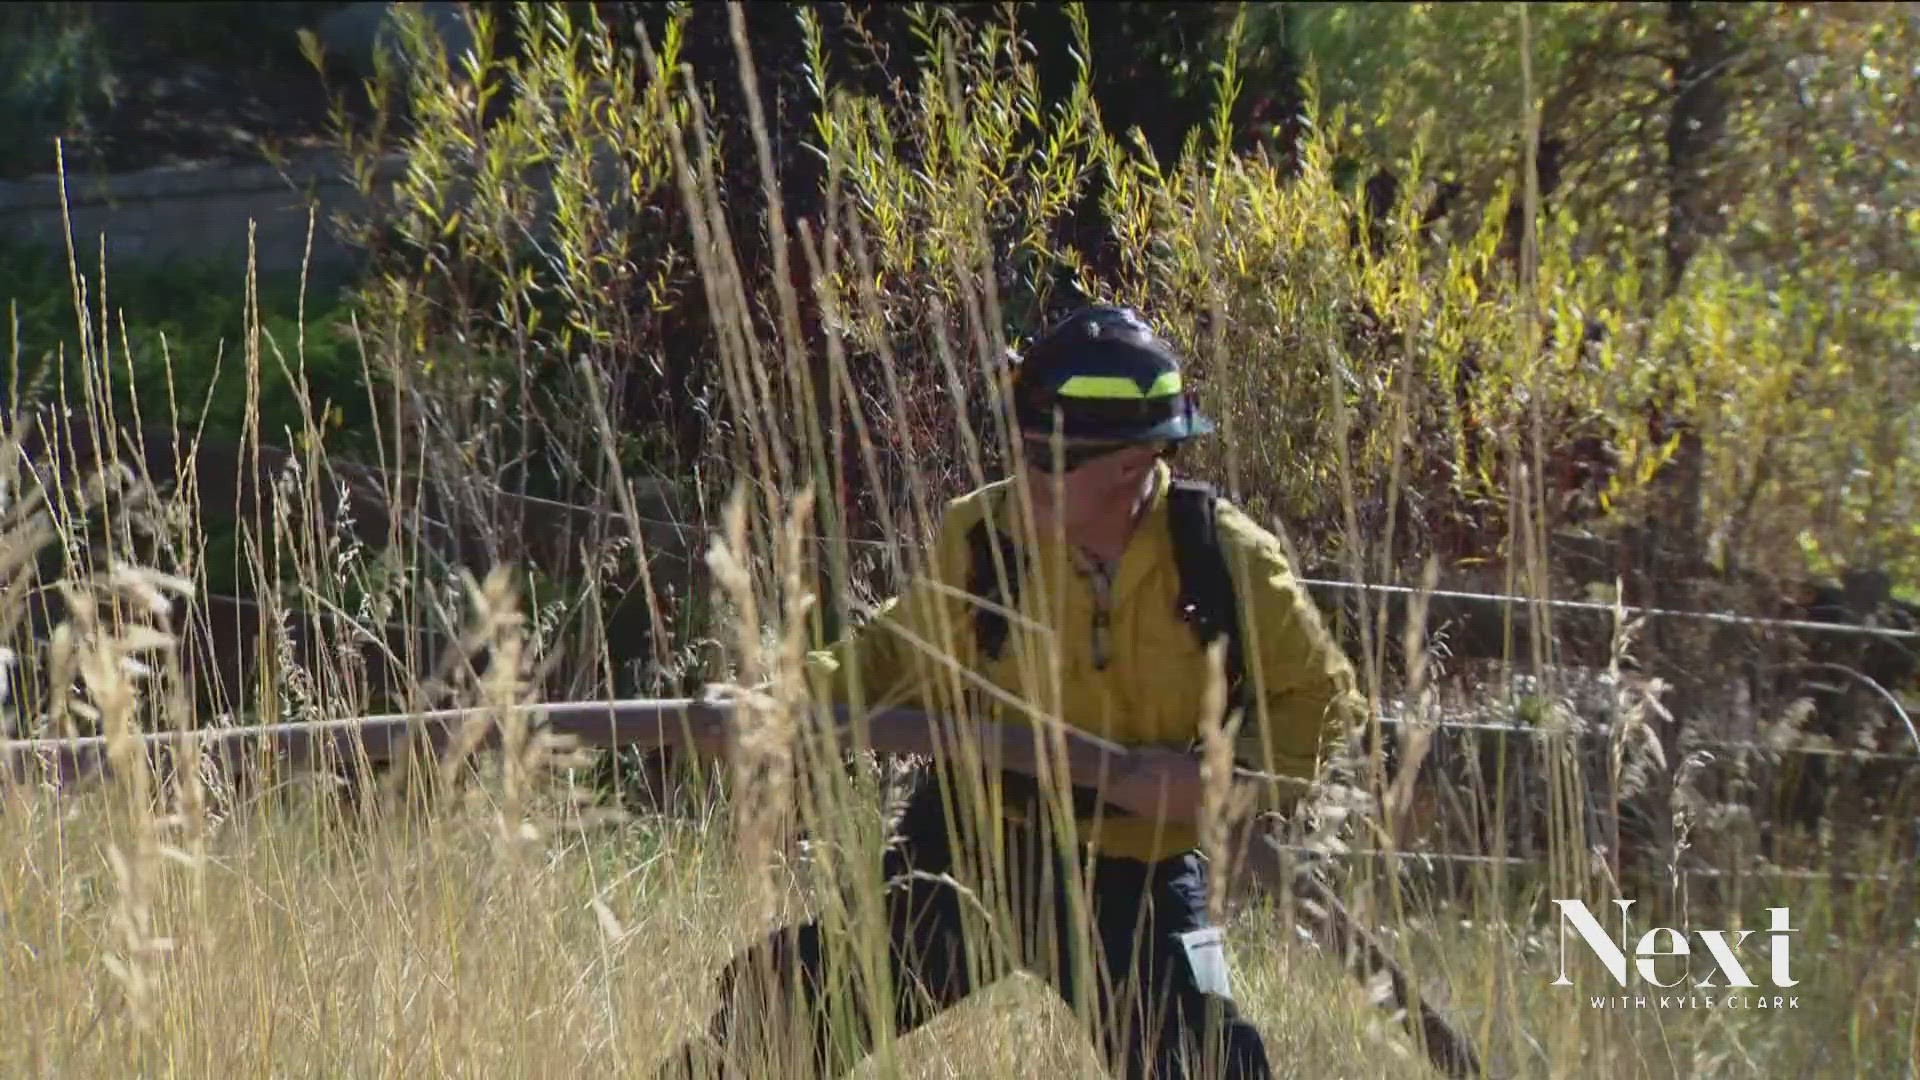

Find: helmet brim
<box><xmin>1143</xmin><ymin>411</ymin><xmax>1215</xmax><ymax>442</ymax></box>
<box><xmin>1016</xmin><ymin>409</ymin><xmax>1215</xmax><ymax>443</ymax></box>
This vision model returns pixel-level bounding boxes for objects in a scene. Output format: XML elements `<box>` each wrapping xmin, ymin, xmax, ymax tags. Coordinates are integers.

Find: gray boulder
<box><xmin>316</xmin><ymin>2</ymin><xmax>476</xmax><ymax>80</ymax></box>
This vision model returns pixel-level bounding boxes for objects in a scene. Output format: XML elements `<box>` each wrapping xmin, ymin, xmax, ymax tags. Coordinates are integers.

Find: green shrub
<box><xmin>1</xmin><ymin>238</ymin><xmax>374</xmax><ymax>451</ymax></box>
<box><xmin>0</xmin><ymin>4</ymin><xmax>117</xmax><ymax>178</ymax></box>
<box><xmin>316</xmin><ymin>1</ymin><xmax>1920</xmax><ymax>618</ymax></box>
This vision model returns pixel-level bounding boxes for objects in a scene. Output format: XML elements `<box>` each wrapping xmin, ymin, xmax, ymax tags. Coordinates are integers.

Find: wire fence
<box><xmin>14</xmin><ymin>431</ymin><xmax>1918</xmax><ymax>765</ymax></box>
<box><xmin>431</xmin><ymin>478</ymin><xmax>1920</xmax><ymax>642</ymax></box>
<box><xmin>137</xmin><ymin>581</ymin><xmax>1917</xmax><ymax>756</ymax></box>
<box><xmin>29</xmin><ymin>424</ymin><xmax>1918</xmax><ymax>640</ymax></box>
<box><xmin>1265</xmin><ymin>845</ymin><xmax>1912</xmax><ymax>887</ymax></box>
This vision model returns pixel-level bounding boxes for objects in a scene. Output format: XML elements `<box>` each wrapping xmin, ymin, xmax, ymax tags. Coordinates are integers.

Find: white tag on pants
<box><xmin>1177</xmin><ymin>927</ymin><xmax>1234</xmax><ymax>1001</ymax></box>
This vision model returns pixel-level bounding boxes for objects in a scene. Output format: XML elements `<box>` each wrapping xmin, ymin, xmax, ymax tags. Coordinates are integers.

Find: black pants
<box><xmin>665</xmin><ymin>777</ymin><xmax>1272</xmax><ymax>1079</ymax></box>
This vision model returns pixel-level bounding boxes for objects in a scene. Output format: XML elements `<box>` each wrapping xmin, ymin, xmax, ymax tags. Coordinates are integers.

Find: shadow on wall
<box><xmin>0</xmin><ymin>1</ymin><xmax>479</xmax><ymax>282</ymax></box>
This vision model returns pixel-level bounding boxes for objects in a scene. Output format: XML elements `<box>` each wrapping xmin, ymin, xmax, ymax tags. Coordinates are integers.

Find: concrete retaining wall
<box><xmin>0</xmin><ymin>150</ymin><xmax>401</xmax><ymax>283</ymax></box>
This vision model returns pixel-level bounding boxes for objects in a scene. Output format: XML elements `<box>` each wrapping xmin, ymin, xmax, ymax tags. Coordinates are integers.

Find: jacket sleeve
<box><xmin>1218</xmin><ymin>504</ymin><xmax>1365</xmax><ymax>812</ymax></box>
<box><xmin>803</xmin><ymin>505</ymin><xmax>979</xmax><ymax>714</ymax></box>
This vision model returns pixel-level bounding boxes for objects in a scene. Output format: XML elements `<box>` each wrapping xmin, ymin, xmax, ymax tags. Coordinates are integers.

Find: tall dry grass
<box><xmin>1</xmin><ymin>4</ymin><xmax>1915</xmax><ymax>1079</ymax></box>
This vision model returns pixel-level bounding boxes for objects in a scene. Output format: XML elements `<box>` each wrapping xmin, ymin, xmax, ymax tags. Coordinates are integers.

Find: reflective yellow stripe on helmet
<box><xmin>1055</xmin><ymin>371</ymin><xmax>1183</xmax><ymax>399</ymax></box>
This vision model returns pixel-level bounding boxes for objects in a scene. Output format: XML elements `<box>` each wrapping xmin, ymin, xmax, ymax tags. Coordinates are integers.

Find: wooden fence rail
<box><xmin>0</xmin><ymin>697</ymin><xmax>1312</xmax><ymax>801</ymax></box>
<box><xmin>8</xmin><ymin>690</ymin><xmax>1913</xmax><ymax>883</ymax></box>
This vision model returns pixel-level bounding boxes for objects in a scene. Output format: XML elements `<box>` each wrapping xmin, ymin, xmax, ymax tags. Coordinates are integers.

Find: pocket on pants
<box><xmin>1177</xmin><ymin>926</ymin><xmax>1234</xmax><ymax>1001</ymax></box>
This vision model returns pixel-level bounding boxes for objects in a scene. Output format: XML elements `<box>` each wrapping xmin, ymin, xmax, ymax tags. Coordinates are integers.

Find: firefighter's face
<box><xmin>1022</xmin><ymin>437</ymin><xmax>1164</xmax><ymax>530</ymax></box>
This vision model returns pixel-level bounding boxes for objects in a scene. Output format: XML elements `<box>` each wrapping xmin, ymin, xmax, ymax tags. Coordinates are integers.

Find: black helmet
<box><xmin>1010</xmin><ymin>305</ymin><xmax>1215</xmax><ymax>442</ymax></box>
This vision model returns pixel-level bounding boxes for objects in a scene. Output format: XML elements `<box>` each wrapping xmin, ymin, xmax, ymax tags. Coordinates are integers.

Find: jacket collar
<box><xmin>1111</xmin><ymin>459</ymin><xmax>1173</xmax><ymax>607</ymax></box>
<box><xmin>995</xmin><ymin>459</ymin><xmax>1173</xmax><ymax>609</ymax></box>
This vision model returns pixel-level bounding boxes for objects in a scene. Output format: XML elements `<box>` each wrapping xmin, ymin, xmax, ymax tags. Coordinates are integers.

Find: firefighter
<box><xmin>663</xmin><ymin>305</ymin><xmax>1364</xmax><ymax>1079</ymax></box>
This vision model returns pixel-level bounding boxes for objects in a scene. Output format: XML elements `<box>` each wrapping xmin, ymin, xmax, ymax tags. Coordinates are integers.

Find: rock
<box><xmin>316</xmin><ymin>2</ymin><xmax>476</xmax><ymax>81</ymax></box>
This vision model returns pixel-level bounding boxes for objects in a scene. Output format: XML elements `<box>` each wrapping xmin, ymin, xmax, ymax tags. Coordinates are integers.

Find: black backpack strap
<box><xmin>1167</xmin><ymin>480</ymin><xmax>1248</xmax><ymax>727</ymax></box>
<box><xmin>966</xmin><ymin>515</ymin><xmax>1024</xmax><ymax>662</ymax></box>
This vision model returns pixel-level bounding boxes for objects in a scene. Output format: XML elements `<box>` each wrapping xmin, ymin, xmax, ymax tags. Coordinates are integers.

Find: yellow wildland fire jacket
<box><xmin>806</xmin><ymin>460</ymin><xmax>1363</xmax><ymax>862</ymax></box>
